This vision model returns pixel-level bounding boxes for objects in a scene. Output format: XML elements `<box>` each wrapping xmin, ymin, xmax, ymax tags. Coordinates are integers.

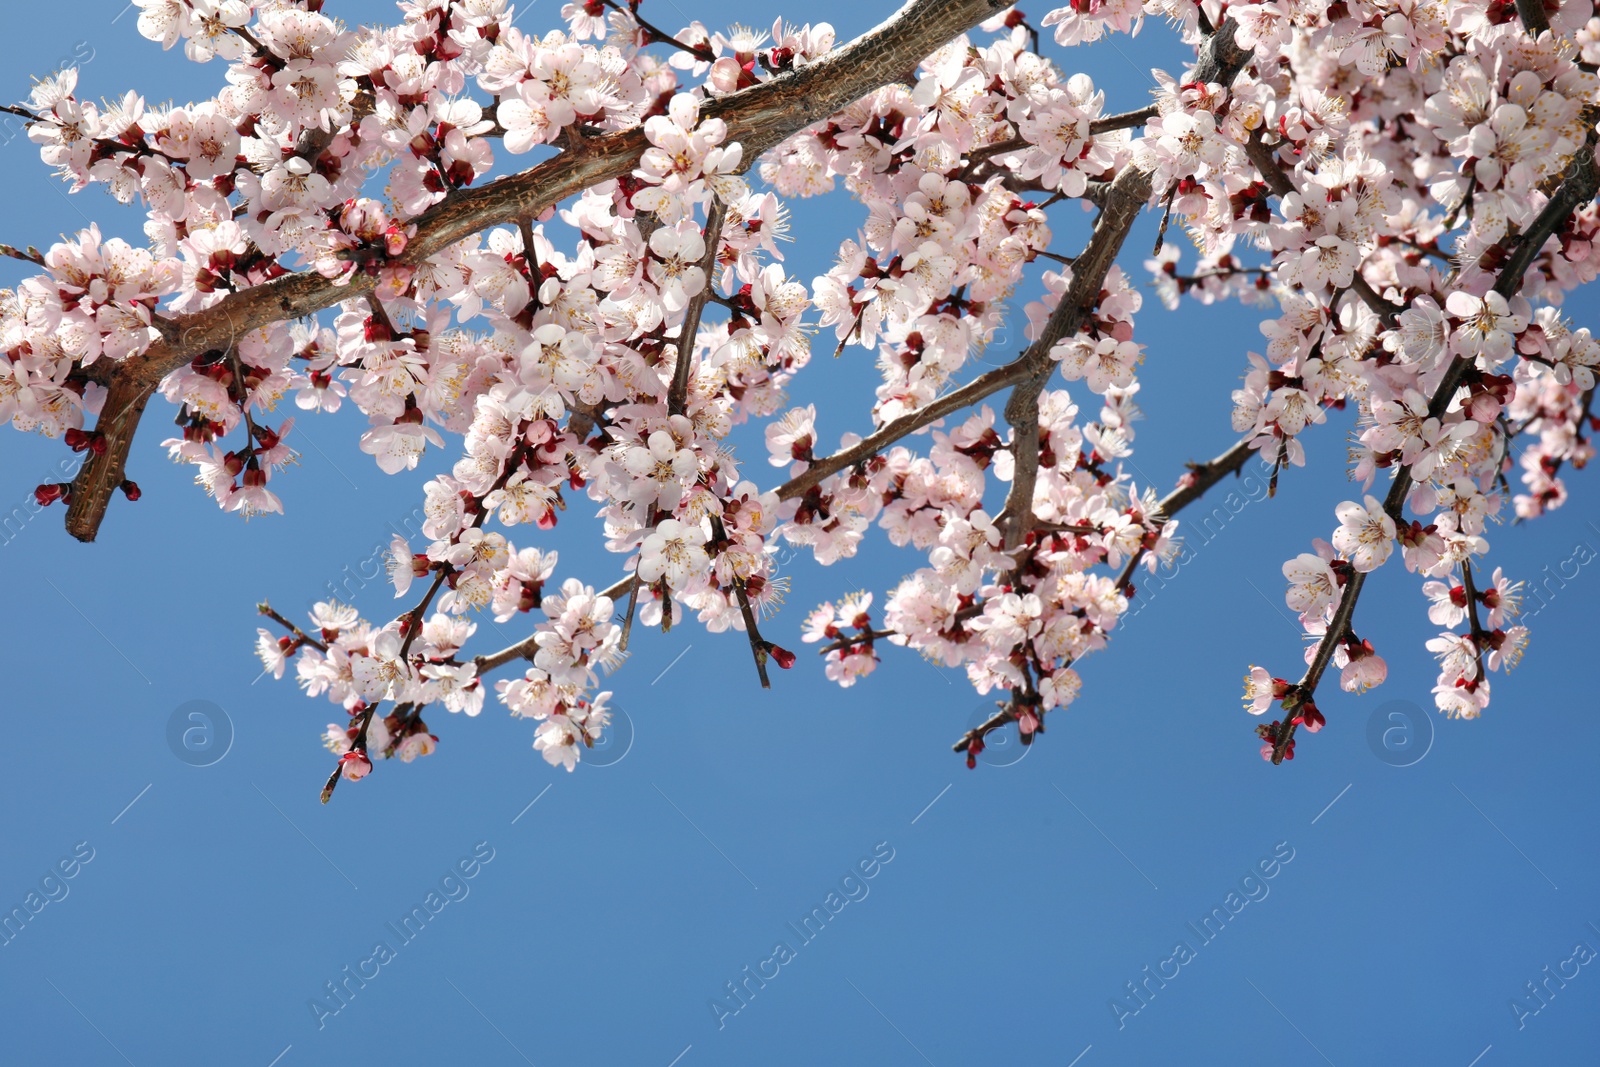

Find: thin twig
<box><xmin>710</xmin><ymin>514</ymin><xmax>772</xmax><ymax>689</ymax></box>
<box><xmin>257</xmin><ymin>602</ymin><xmax>329</xmax><ymax>652</ymax></box>
<box><xmin>0</xmin><ymin>243</ymin><xmax>45</xmax><ymax>265</ymax></box>
<box><xmin>603</xmin><ymin>0</ymin><xmax>712</xmax><ymax>59</ymax></box>
<box><xmin>667</xmin><ymin>197</ymin><xmax>727</xmax><ymax>416</ymax></box>
<box><xmin>1090</xmin><ymin>105</ymin><xmax>1157</xmax><ymax>135</ymax></box>
<box><xmin>1459</xmin><ymin>559</ymin><xmax>1489</xmax><ymax>678</ymax></box>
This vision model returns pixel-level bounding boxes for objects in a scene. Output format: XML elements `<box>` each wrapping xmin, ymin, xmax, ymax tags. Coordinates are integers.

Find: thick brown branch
<box><xmin>64</xmin><ymin>376</ymin><xmax>155</xmax><ymax>542</ymax></box>
<box><xmin>994</xmin><ymin>136</ymin><xmax>1194</xmax><ymax>552</ymax></box>
<box><xmin>998</xmin><ymin>399</ymin><xmax>1042</xmax><ymax>549</ymax></box>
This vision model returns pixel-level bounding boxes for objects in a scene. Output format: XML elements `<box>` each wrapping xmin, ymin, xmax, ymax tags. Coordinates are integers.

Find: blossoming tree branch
<box><xmin>3</xmin><ymin>0</ymin><xmax>1595</xmax><ymax>799</ymax></box>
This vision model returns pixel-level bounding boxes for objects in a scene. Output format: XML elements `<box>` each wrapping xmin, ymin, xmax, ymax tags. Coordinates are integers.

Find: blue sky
<box><xmin>1</xmin><ymin>2</ymin><xmax>1597</xmax><ymax>1065</ymax></box>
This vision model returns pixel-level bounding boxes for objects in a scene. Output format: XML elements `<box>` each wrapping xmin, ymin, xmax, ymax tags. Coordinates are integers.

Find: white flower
<box><xmin>1295</xmin><ymin>235</ymin><xmax>1357</xmax><ymax>290</ymax></box>
<box><xmin>1339</xmin><ymin>644</ymin><xmax>1387</xmax><ymax>693</ymax></box>
<box><xmin>1384</xmin><ymin>297</ymin><xmax>1449</xmax><ymax>366</ymax></box>
<box><xmin>1553</xmin><ymin>330</ymin><xmax>1599</xmax><ymax>390</ymax></box>
<box><xmin>646</xmin><ymin>222</ymin><xmax>707</xmax><ymax>313</ymax></box>
<box><xmin>360</xmin><ymin>419</ymin><xmax>445</xmax><ymax>474</ymax></box>
<box><xmin>766</xmin><ymin>405</ymin><xmax>817</xmax><ymax>468</ymax></box>
<box><xmin>637</xmin><ymin>519</ymin><xmax>709</xmax><ymax>590</ymax></box>
<box><xmin>1488</xmin><ymin>624</ymin><xmax>1528</xmax><ymax>672</ymax></box>
<box><xmin>521</xmin><ymin>322</ymin><xmax>600</xmax><ymax>406</ymax></box>
<box><xmin>226</xmin><ymin>469</ymin><xmax>283</xmax><ymax>519</ymax></box>
<box><xmin>1331</xmin><ymin>495</ymin><xmax>1395</xmax><ymax>572</ymax></box>
<box><xmin>1422</xmin><ymin>580</ymin><xmax>1466</xmax><ymax>627</ymax></box>
<box><xmin>1051</xmin><ymin>335</ymin><xmax>1142</xmax><ymax>394</ymax></box>
<box><xmin>498</xmin><ymin>81</ymin><xmax>559</xmax><ymax>153</ymax></box>
<box><xmin>1426</xmin><ymin>631</ymin><xmax>1478</xmax><ymax>684</ymax></box>
<box><xmin>1283</xmin><ymin>553</ymin><xmax>1338</xmax><ymax>615</ymax></box>
<box><xmin>351</xmin><ymin>631</ymin><xmax>414</xmax><ymax>701</ymax></box>
<box><xmin>261</xmin><ymin>156</ymin><xmax>331</xmax><ymax>212</ymax></box>
<box><xmin>1242</xmin><ymin>666</ymin><xmax>1278</xmax><ymax>714</ymax></box>
<box><xmin>1466</xmin><ymin>104</ymin><xmax>1553</xmax><ymax>192</ymax></box>
<box><xmin>396</xmin><ymin>731</ymin><xmax>438</xmax><ymax>762</ymax></box>
<box><xmin>534</xmin><ymin>715</ymin><xmax>583</xmax><ymax>771</ymax></box>
<box><xmin>423</xmin><ymin>662</ymin><xmax>483</xmax><ymax>715</ymax></box>
<box><xmin>968</xmin><ymin>592</ymin><xmax>1043</xmax><ymax>650</ymax></box>
<box><xmin>1434</xmin><ymin>677</ymin><xmax>1488</xmax><ymax>719</ymax></box>
<box><xmin>1362</xmin><ymin>388</ymin><xmax>1455</xmax><ymax>478</ymax></box>
<box><xmin>622</xmin><ymin>429</ymin><xmax>699</xmax><ymax>510</ymax></box>
<box><xmin>255</xmin><ymin>629</ymin><xmax>289</xmax><ymax>679</ymax></box>
<box><xmin>387</xmin><ymin>535</ymin><xmax>418</xmax><ymax>598</ymax></box>
<box><xmin>1482</xmin><ymin>567</ymin><xmax>1522</xmax><ymax>629</ymax></box>
<box><xmin>1446</xmin><ymin>290</ymin><xmax>1526</xmax><ymax>366</ymax></box>
<box><xmin>135</xmin><ymin>0</ymin><xmax>189</xmax><ymax>49</ymax></box>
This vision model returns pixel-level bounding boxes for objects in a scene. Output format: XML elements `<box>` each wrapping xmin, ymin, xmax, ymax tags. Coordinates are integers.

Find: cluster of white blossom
<box><xmin>3</xmin><ymin>0</ymin><xmax>1596</xmax><ymax>784</ymax></box>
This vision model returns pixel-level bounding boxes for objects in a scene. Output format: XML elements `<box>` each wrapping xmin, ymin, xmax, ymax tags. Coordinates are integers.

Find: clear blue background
<box><xmin>1</xmin><ymin>3</ymin><xmax>1596</xmax><ymax>1065</ymax></box>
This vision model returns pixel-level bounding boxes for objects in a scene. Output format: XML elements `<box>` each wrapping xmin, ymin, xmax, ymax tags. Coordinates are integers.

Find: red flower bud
<box><xmin>769</xmin><ymin>644</ymin><xmax>796</xmax><ymax>670</ymax></box>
